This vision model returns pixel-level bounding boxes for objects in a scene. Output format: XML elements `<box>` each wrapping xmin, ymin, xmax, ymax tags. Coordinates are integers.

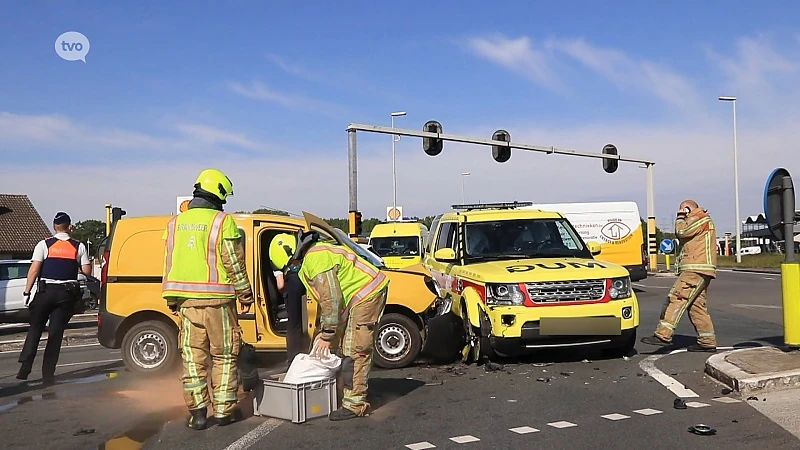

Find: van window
<box><xmin>370</xmin><ymin>236</ymin><xmax>420</xmax><ymax>257</ymax></box>
<box><xmin>426</xmin><ymin>216</ymin><xmax>441</xmax><ymax>253</ymax></box>
<box><xmin>0</xmin><ymin>263</ymin><xmax>30</xmax><ymax>280</ymax></box>
<box><xmin>435</xmin><ymin>222</ymin><xmax>457</xmax><ymax>251</ymax></box>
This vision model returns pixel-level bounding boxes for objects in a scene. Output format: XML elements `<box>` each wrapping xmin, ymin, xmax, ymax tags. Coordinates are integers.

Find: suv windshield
<box><xmin>464</xmin><ymin>218</ymin><xmax>591</xmax><ymax>260</ymax></box>
<box><xmin>369</xmin><ymin>236</ymin><xmax>420</xmax><ymax>257</ymax></box>
<box><xmin>332</xmin><ymin>229</ymin><xmax>386</xmax><ymax>268</ymax></box>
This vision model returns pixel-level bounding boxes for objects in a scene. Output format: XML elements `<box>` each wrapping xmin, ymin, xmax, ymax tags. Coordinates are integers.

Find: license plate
<box><xmin>539</xmin><ymin>316</ymin><xmax>622</xmax><ymax>336</ymax></box>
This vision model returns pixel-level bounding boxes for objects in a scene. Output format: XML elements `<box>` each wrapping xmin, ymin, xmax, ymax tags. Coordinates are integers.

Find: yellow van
<box><xmin>97</xmin><ymin>211</ymin><xmax>437</xmax><ymax>374</ymax></box>
<box><xmin>368</xmin><ymin>222</ymin><xmax>429</xmax><ymax>269</ymax></box>
<box><xmin>423</xmin><ymin>202</ymin><xmax>640</xmax><ymax>363</ymax></box>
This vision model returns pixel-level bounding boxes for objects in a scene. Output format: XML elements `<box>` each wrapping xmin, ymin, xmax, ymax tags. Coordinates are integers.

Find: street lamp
<box><xmin>719</xmin><ymin>96</ymin><xmax>741</xmax><ymax>263</ymax></box>
<box><xmin>391</xmin><ymin>111</ymin><xmax>407</xmax><ymax>219</ymax></box>
<box><xmin>461</xmin><ymin>172</ymin><xmax>471</xmax><ymax>203</ymax></box>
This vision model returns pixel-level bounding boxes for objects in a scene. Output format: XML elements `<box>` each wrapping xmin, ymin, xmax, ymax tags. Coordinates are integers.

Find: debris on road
<box><xmin>73</xmin><ymin>428</ymin><xmax>95</xmax><ymax>436</ymax></box>
<box><xmin>484</xmin><ymin>362</ymin><xmax>504</xmax><ymax>372</ymax></box>
<box><xmin>560</xmin><ymin>372</ymin><xmax>572</xmax><ymax>377</ymax></box>
<box><xmin>721</xmin><ymin>388</ymin><xmax>732</xmax><ymax>395</ymax></box>
<box><xmin>747</xmin><ymin>396</ymin><xmax>759</xmax><ymax>401</ymax></box>
<box><xmin>674</xmin><ymin>399</ymin><xmax>687</xmax><ymax>409</ymax></box>
<box><xmin>532</xmin><ymin>363</ymin><xmax>552</xmax><ymax>367</ymax></box>
<box><xmin>687</xmin><ymin>424</ymin><xmax>716</xmax><ymax>436</ymax></box>
<box><xmin>536</xmin><ymin>377</ymin><xmax>551</xmax><ymax>383</ymax></box>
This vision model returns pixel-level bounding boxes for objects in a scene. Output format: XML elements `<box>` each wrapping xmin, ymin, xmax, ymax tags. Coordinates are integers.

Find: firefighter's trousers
<box><xmin>334</xmin><ymin>287</ymin><xmax>388</xmax><ymax>416</ymax></box>
<box><xmin>655</xmin><ymin>271</ymin><xmax>717</xmax><ymax>347</ymax></box>
<box><xmin>177</xmin><ymin>302</ymin><xmax>242</xmax><ymax>418</ymax></box>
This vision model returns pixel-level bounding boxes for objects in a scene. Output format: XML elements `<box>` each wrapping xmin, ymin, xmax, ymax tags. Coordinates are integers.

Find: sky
<box><xmin>2</xmin><ymin>1</ymin><xmax>800</xmax><ymax>234</ymax></box>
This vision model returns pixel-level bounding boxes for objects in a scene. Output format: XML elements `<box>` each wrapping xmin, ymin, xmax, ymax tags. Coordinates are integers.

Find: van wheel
<box><xmin>374</xmin><ymin>313</ymin><xmax>421</xmax><ymax>369</ymax></box>
<box><xmin>122</xmin><ymin>320</ymin><xmax>179</xmax><ymax>375</ymax></box>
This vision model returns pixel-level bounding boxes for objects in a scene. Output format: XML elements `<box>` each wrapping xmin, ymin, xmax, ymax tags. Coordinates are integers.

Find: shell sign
<box><xmin>177</xmin><ymin>196</ymin><xmax>192</xmax><ymax>214</ymax></box>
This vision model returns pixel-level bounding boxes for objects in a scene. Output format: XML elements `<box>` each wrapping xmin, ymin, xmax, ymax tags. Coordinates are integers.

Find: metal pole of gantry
<box><xmin>345</xmin><ymin>122</ymin><xmax>658</xmax><ymax>270</ymax></box>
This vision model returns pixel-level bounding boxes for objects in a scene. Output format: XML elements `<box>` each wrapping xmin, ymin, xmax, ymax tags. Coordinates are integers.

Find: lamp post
<box><xmin>719</xmin><ymin>96</ymin><xmax>741</xmax><ymax>263</ymax></box>
<box><xmin>391</xmin><ymin>111</ymin><xmax>407</xmax><ymax>219</ymax></box>
<box><xmin>461</xmin><ymin>172</ymin><xmax>471</xmax><ymax>203</ymax></box>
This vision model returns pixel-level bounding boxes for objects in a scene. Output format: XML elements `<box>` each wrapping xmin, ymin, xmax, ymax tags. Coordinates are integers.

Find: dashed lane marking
<box><xmin>601</xmin><ymin>413</ymin><xmax>630</xmax><ymax>421</ymax></box>
<box><xmin>403</xmin><ymin>400</ymin><xmax>740</xmax><ymax>448</ymax></box>
<box><xmin>547</xmin><ymin>421</ymin><xmax>577</xmax><ymax>429</ymax></box>
<box><xmin>509</xmin><ymin>426</ymin><xmax>540</xmax><ymax>434</ymax></box>
<box><xmin>633</xmin><ymin>408</ymin><xmax>663</xmax><ymax>416</ymax></box>
<box><xmin>405</xmin><ymin>443</ymin><xmax>436</xmax><ymax>450</ymax></box>
<box><xmin>633</xmin><ymin>283</ymin><xmax>670</xmax><ymax>290</ymax></box>
<box><xmin>712</xmin><ymin>397</ymin><xmax>741</xmax><ymax>403</ymax></box>
<box><xmin>449</xmin><ymin>435</ymin><xmax>480</xmax><ymax>444</ymax></box>
<box><xmin>685</xmin><ymin>401</ymin><xmax>710</xmax><ymax>408</ymax></box>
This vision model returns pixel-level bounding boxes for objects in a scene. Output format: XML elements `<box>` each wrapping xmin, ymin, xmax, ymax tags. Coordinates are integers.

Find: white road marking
<box><xmin>633</xmin><ymin>408</ymin><xmax>663</xmax><ymax>416</ymax></box>
<box><xmin>449</xmin><ymin>435</ymin><xmax>480</xmax><ymax>444</ymax></box>
<box><xmin>509</xmin><ymin>426</ymin><xmax>539</xmax><ymax>434</ymax></box>
<box><xmin>639</xmin><ymin>354</ymin><xmax>699</xmax><ymax>398</ymax></box>
<box><xmin>223</xmin><ymin>419</ymin><xmax>283</xmax><ymax>450</ymax></box>
<box><xmin>763</xmin><ymin>277</ymin><xmax>776</xmax><ymax>280</ymax></box>
<box><xmin>0</xmin><ymin>342</ymin><xmax>101</xmax><ymax>354</ymax></box>
<box><xmin>57</xmin><ymin>358</ymin><xmax>121</xmax><ymax>368</ymax></box>
<box><xmin>712</xmin><ymin>397</ymin><xmax>741</xmax><ymax>403</ymax></box>
<box><xmin>406</xmin><ymin>443</ymin><xmax>436</xmax><ymax>450</ymax></box>
<box><xmin>547</xmin><ymin>421</ymin><xmax>577</xmax><ymax>428</ymax></box>
<box><xmin>633</xmin><ymin>283</ymin><xmax>670</xmax><ymax>290</ymax></box>
<box><xmin>731</xmin><ymin>304</ymin><xmax>781</xmax><ymax>310</ymax></box>
<box><xmin>685</xmin><ymin>402</ymin><xmax>710</xmax><ymax>408</ymax></box>
<box><xmin>601</xmin><ymin>413</ymin><xmax>630</xmax><ymax>420</ymax></box>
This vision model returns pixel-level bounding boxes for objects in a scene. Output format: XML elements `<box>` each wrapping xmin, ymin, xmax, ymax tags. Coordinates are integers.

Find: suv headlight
<box><xmin>486</xmin><ymin>283</ymin><xmax>525</xmax><ymax>306</ymax></box>
<box><xmin>609</xmin><ymin>276</ymin><xmax>632</xmax><ymax>299</ymax></box>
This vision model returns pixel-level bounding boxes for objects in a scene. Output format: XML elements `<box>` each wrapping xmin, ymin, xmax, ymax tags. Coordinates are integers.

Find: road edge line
<box><xmin>223</xmin><ymin>418</ymin><xmax>283</xmax><ymax>450</ymax></box>
<box><xmin>639</xmin><ymin>353</ymin><xmax>699</xmax><ymax>398</ymax></box>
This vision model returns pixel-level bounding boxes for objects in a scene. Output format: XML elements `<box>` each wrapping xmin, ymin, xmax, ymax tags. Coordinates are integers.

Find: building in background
<box><xmin>0</xmin><ymin>194</ymin><xmax>52</xmax><ymax>259</ymax></box>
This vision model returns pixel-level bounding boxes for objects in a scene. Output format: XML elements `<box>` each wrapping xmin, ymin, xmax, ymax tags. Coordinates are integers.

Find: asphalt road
<box><xmin>0</xmin><ymin>270</ymin><xmax>798</xmax><ymax>449</ymax></box>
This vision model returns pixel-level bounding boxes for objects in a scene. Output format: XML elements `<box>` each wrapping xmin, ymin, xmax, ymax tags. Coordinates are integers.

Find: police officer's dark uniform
<box><xmin>17</xmin><ymin>212</ymin><xmax>91</xmax><ymax>382</ymax></box>
<box><xmin>283</xmin><ymin>262</ymin><xmax>307</xmax><ymax>364</ymax></box>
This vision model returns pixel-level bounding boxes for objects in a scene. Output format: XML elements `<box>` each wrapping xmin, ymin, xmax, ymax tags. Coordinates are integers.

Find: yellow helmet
<box><xmin>269</xmin><ymin>233</ymin><xmax>297</xmax><ymax>270</ymax></box>
<box><xmin>194</xmin><ymin>168</ymin><xmax>234</xmax><ymax>201</ymax></box>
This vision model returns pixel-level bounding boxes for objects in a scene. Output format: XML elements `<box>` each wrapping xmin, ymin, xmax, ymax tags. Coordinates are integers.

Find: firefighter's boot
<box><xmin>187</xmin><ymin>407</ymin><xmax>209</xmax><ymax>431</ymax></box>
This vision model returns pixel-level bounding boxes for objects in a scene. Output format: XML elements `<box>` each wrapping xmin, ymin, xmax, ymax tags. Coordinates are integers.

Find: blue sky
<box><xmin>2</xmin><ymin>1</ymin><xmax>800</xmax><ymax>233</ymax></box>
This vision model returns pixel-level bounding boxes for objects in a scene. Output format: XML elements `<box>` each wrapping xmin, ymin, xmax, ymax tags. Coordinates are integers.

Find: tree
<box><xmin>233</xmin><ymin>208</ymin><xmax>290</xmax><ymax>216</ymax></box>
<box><xmin>71</xmin><ymin>219</ymin><xmax>107</xmax><ymax>252</ymax></box>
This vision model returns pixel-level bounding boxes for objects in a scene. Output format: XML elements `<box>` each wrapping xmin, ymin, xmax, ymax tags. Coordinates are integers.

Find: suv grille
<box><xmin>526</xmin><ymin>279</ymin><xmax>605</xmax><ymax>303</ymax></box>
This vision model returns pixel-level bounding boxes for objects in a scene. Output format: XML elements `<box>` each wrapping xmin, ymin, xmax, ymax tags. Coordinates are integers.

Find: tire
<box><xmin>374</xmin><ymin>313</ymin><xmax>422</xmax><ymax>369</ymax></box>
<box><xmin>121</xmin><ymin>320</ymin><xmax>179</xmax><ymax>375</ymax></box>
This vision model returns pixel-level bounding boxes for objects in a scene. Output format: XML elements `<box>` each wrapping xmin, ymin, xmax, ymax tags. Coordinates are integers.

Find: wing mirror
<box><xmin>587</xmin><ymin>241</ymin><xmax>602</xmax><ymax>256</ymax></box>
<box><xmin>433</xmin><ymin>248</ymin><xmax>457</xmax><ymax>261</ymax></box>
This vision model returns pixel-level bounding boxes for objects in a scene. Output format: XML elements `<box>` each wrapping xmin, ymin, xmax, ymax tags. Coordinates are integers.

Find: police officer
<box><xmin>274</xmin><ymin>264</ymin><xmax>307</xmax><ymax>366</ymax></box>
<box><xmin>17</xmin><ymin>212</ymin><xmax>92</xmax><ymax>383</ymax></box>
<box><xmin>162</xmin><ymin>168</ymin><xmax>254</xmax><ymax>431</ymax></box>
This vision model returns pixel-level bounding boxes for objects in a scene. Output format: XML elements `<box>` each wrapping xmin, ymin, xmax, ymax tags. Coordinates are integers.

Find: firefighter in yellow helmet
<box><xmin>162</xmin><ymin>168</ymin><xmax>255</xmax><ymax>430</ymax></box>
<box><xmin>641</xmin><ymin>199</ymin><xmax>718</xmax><ymax>352</ymax></box>
<box><xmin>269</xmin><ymin>231</ymin><xmax>389</xmax><ymax>421</ymax></box>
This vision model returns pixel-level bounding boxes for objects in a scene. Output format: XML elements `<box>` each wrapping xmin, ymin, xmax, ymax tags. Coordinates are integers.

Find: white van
<box><xmin>523</xmin><ymin>201</ymin><xmax>649</xmax><ymax>281</ymax></box>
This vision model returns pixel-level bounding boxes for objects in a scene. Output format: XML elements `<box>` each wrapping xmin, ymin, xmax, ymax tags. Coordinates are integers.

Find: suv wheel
<box><xmin>121</xmin><ymin>320</ymin><xmax>179</xmax><ymax>375</ymax></box>
<box><xmin>373</xmin><ymin>313</ymin><xmax>421</xmax><ymax>369</ymax></box>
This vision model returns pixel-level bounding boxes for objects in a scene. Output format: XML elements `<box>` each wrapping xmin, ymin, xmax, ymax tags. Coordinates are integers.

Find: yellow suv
<box><xmin>423</xmin><ymin>202</ymin><xmax>639</xmax><ymax>363</ymax></box>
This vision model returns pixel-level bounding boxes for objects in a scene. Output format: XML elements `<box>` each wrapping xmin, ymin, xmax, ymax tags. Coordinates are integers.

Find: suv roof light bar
<box><xmin>451</xmin><ymin>201</ymin><xmax>534</xmax><ymax>211</ymax></box>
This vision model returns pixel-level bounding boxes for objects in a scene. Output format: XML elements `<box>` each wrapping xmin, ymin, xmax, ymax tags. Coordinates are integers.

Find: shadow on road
<box><xmin>0</xmin><ymin>361</ymin><xmax>122</xmax><ymax>399</ymax></box>
<box><xmin>366</xmin><ymin>377</ymin><xmax>425</xmax><ymax>412</ymax></box>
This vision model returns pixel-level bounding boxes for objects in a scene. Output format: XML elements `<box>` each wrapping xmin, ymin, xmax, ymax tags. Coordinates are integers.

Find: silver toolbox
<box><xmin>252</xmin><ymin>373</ymin><xmax>338</xmax><ymax>423</ymax></box>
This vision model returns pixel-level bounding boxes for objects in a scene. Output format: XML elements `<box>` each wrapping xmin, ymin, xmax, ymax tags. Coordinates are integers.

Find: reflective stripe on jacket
<box><xmin>299</xmin><ymin>242</ymin><xmax>389</xmax><ymax>317</ymax></box>
<box><xmin>675</xmin><ymin>210</ymin><xmax>717</xmax><ymax>278</ymax></box>
<box><xmin>161</xmin><ymin>207</ymin><xmax>241</xmax><ymax>299</ymax></box>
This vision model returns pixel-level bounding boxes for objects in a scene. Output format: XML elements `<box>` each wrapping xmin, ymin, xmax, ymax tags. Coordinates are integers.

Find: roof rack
<box><xmin>451</xmin><ymin>201</ymin><xmax>534</xmax><ymax>211</ymax></box>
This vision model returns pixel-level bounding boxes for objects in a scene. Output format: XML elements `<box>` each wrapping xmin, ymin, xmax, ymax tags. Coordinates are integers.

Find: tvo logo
<box><xmin>55</xmin><ymin>31</ymin><xmax>90</xmax><ymax>62</ymax></box>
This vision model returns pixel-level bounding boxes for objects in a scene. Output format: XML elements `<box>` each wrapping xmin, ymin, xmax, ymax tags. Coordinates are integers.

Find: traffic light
<box><xmin>349</xmin><ymin>210</ymin><xmax>363</xmax><ymax>237</ymax></box>
<box><xmin>422</xmin><ymin>121</ymin><xmax>443</xmax><ymax>156</ymax></box>
<box><xmin>492</xmin><ymin>130</ymin><xmax>511</xmax><ymax>163</ymax></box>
<box><xmin>602</xmin><ymin>144</ymin><xmax>619</xmax><ymax>173</ymax></box>
<box><xmin>111</xmin><ymin>207</ymin><xmax>126</xmax><ymax>223</ymax></box>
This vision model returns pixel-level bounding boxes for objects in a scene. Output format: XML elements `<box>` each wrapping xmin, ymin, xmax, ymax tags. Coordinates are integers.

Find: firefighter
<box><xmin>162</xmin><ymin>168</ymin><xmax>255</xmax><ymax>430</ymax></box>
<box><xmin>641</xmin><ymin>199</ymin><xmax>718</xmax><ymax>352</ymax></box>
<box><xmin>268</xmin><ymin>231</ymin><xmax>389</xmax><ymax>421</ymax></box>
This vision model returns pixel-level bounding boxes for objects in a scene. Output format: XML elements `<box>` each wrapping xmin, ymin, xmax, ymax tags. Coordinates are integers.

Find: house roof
<box><xmin>0</xmin><ymin>194</ymin><xmax>52</xmax><ymax>253</ymax></box>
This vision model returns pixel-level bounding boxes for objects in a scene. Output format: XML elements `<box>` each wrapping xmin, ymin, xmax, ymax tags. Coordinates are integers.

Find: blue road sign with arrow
<box><xmin>660</xmin><ymin>239</ymin><xmax>675</xmax><ymax>254</ymax></box>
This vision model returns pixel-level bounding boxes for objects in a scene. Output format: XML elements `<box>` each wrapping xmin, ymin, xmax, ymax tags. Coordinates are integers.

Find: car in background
<box><xmin>0</xmin><ymin>259</ymin><xmax>99</xmax><ymax>323</ymax></box>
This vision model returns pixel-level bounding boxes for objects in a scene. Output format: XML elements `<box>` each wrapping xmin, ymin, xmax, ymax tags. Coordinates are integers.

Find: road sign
<box><xmin>177</xmin><ymin>196</ymin><xmax>192</xmax><ymax>214</ymax></box>
<box><xmin>387</xmin><ymin>206</ymin><xmax>403</xmax><ymax>221</ymax></box>
<box><xmin>764</xmin><ymin>167</ymin><xmax>795</xmax><ymax>243</ymax></box>
<box><xmin>660</xmin><ymin>239</ymin><xmax>674</xmax><ymax>254</ymax></box>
